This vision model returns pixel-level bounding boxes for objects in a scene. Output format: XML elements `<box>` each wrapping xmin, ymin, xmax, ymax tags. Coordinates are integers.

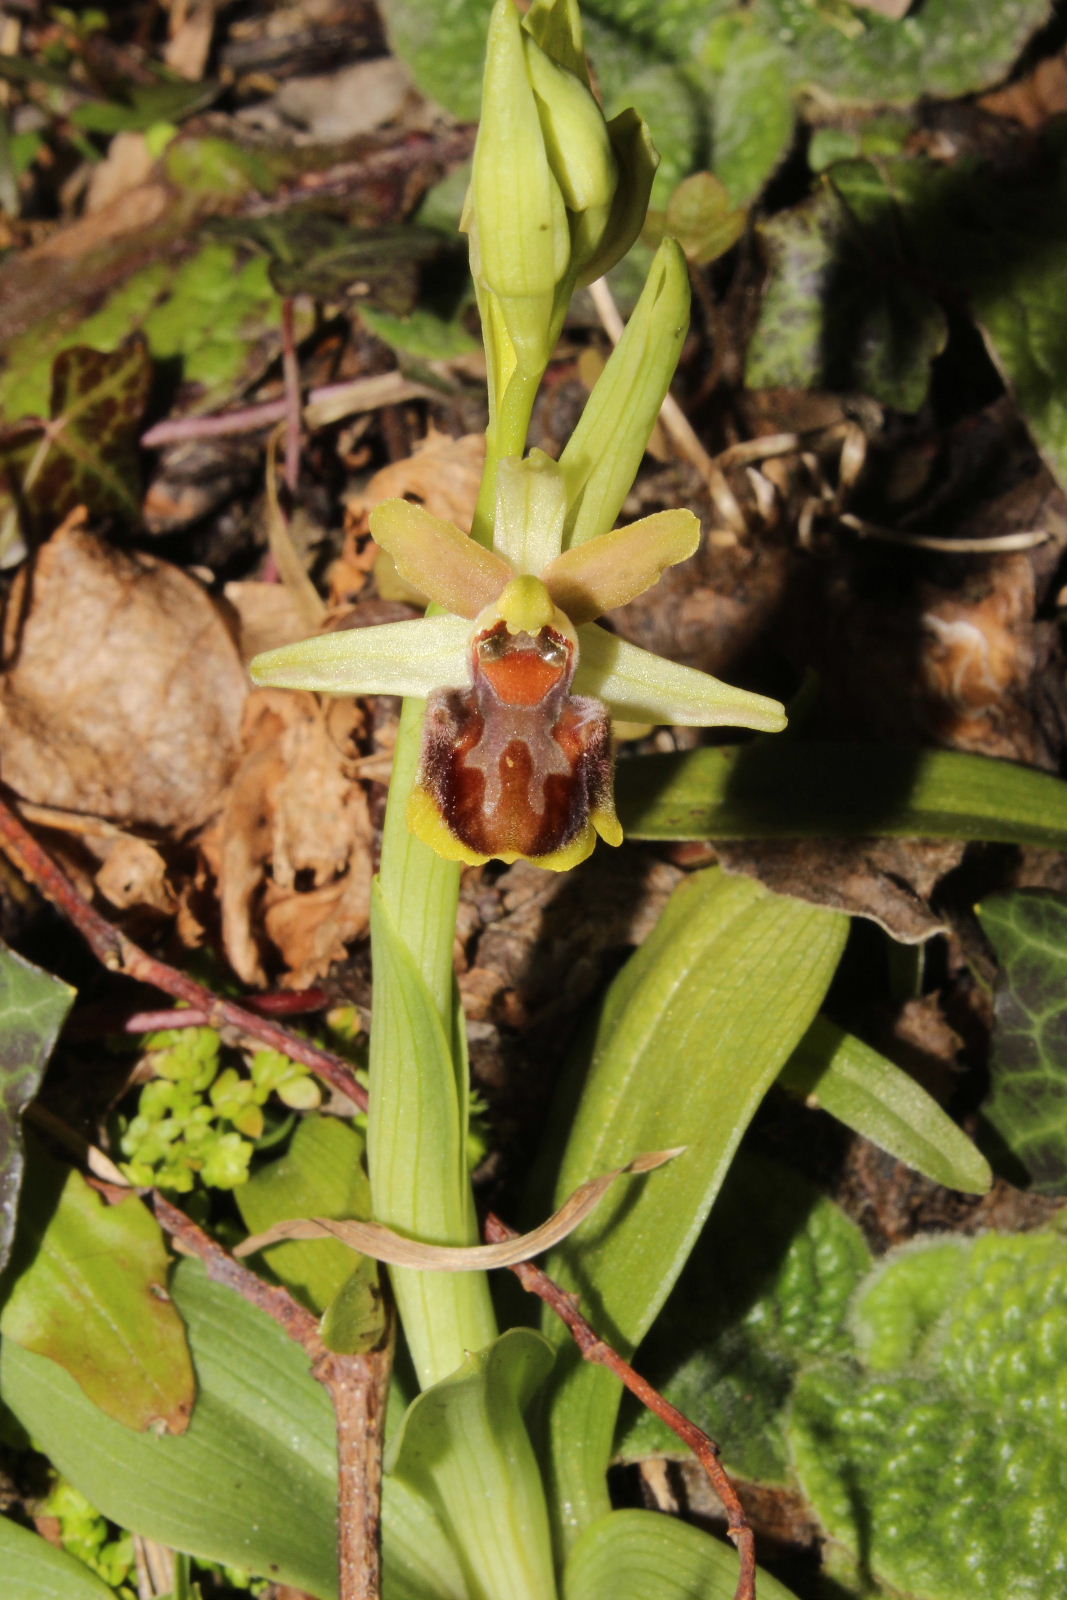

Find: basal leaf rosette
<box><xmin>251</xmin><ymin>455</ymin><xmax>786</xmax><ymax>872</ymax></box>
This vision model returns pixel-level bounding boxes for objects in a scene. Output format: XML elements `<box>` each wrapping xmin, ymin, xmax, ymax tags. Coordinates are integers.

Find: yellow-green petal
<box><xmin>543</xmin><ymin>508</ymin><xmax>700</xmax><ymax>624</ymax></box>
<box><xmin>250</xmin><ymin>614</ymin><xmax>472</xmax><ymax>698</ymax></box>
<box><xmin>574</xmin><ymin>624</ymin><xmax>787</xmax><ymax>732</ymax></box>
<box><xmin>370</xmin><ymin>500</ymin><xmax>513</xmax><ymax>619</ymax></box>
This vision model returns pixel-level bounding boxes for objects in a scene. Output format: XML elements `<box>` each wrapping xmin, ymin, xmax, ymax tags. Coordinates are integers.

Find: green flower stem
<box><xmin>369</xmin><ymin>691</ymin><xmax>497</xmax><ymax>1390</ymax></box>
<box><xmin>472</xmin><ymin>366</ymin><xmax>544</xmax><ymax>547</ymax></box>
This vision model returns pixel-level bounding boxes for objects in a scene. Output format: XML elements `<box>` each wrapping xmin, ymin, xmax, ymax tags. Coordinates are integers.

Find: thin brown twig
<box><xmin>485</xmin><ymin>1211</ymin><xmax>757</xmax><ymax>1600</ymax></box>
<box><xmin>0</xmin><ymin>788</ymin><xmax>368</xmax><ymax>1112</ymax></box>
<box><xmin>148</xmin><ymin>1190</ymin><xmax>392</xmax><ymax>1600</ymax></box>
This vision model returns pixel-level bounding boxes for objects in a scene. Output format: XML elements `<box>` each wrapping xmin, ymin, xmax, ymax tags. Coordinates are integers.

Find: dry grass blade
<box><xmin>235</xmin><ymin>1148</ymin><xmax>685</xmax><ymax>1269</ymax></box>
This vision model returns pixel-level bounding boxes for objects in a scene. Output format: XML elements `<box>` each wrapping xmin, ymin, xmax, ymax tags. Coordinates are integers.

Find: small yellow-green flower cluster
<box><xmin>119</xmin><ymin>1028</ymin><xmax>321</xmax><ymax>1193</ymax></box>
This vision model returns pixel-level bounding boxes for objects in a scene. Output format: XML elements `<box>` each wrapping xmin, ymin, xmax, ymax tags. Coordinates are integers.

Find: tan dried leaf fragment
<box><xmin>0</xmin><ymin>511</ymin><xmax>247</xmax><ymax>834</ymax></box>
<box><xmin>204</xmin><ymin>688</ymin><xmax>373</xmax><ymax>988</ymax></box>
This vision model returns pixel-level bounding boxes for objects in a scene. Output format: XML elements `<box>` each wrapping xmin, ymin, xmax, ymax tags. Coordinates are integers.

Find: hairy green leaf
<box><xmin>1</xmin><ymin>1258</ymin><xmax>466</xmax><ymax>1600</ymax></box>
<box><xmin>0</xmin><ymin>1515</ymin><xmax>118</xmax><ymax>1600</ymax></box>
<box><xmin>539</xmin><ymin>868</ymin><xmax>848</xmax><ymax>1542</ymax></box>
<box><xmin>389</xmin><ymin>1328</ymin><xmax>557</xmax><ymax>1600</ymax></box>
<box><xmin>791</xmin><ymin>1230</ymin><xmax>1067</xmax><ymax>1599</ymax></box>
<box><xmin>977</xmin><ymin>891</ymin><xmax>1067</xmax><ymax>1195</ymax></box>
<box><xmin>755</xmin><ymin>0</ymin><xmax>1050</xmax><ymax>105</ymax></box>
<box><xmin>0</xmin><ymin>1154</ymin><xmax>194</xmax><ymax>1434</ymax></box>
<box><xmin>0</xmin><ymin>943</ymin><xmax>74</xmax><ymax>1274</ymax></box>
<box><xmin>615</xmin><ymin>742</ymin><xmax>1067</xmax><ymax>850</ymax></box>
<box><xmin>780</xmin><ymin>1016</ymin><xmax>992</xmax><ymax>1194</ymax></box>
<box><xmin>616</xmin><ymin>1153</ymin><xmax>870</xmax><ymax>1484</ymax></box>
<box><xmin>564</xmin><ymin>1509</ymin><xmax>801</xmax><ymax>1600</ymax></box>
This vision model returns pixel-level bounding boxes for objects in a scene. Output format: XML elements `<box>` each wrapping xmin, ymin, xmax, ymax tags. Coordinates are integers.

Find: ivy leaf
<box><xmin>0</xmin><ymin>337</ymin><xmax>151</xmax><ymax>531</ymax></box>
<box><xmin>790</xmin><ymin>1230</ymin><xmax>1067</xmax><ymax>1599</ymax></box>
<box><xmin>0</xmin><ymin>1151</ymin><xmax>195</xmax><ymax>1433</ymax></box>
<box><xmin>745</xmin><ymin>167</ymin><xmax>947</xmax><ymax>411</ymax></box>
<box><xmin>755</xmin><ymin>0</ymin><xmax>1051</xmax><ymax>105</ymax></box>
<box><xmin>616</xmin><ymin>1153</ymin><xmax>871</xmax><ymax>1485</ymax></box>
<box><xmin>0</xmin><ymin>942</ymin><xmax>74</xmax><ymax>1275</ymax></box>
<box><xmin>976</xmin><ymin>891</ymin><xmax>1067</xmax><ymax>1195</ymax></box>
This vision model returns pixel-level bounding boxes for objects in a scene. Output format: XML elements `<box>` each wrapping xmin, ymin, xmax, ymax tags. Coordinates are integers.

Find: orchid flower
<box><xmin>250</xmin><ymin>452</ymin><xmax>786</xmax><ymax>872</ymax></box>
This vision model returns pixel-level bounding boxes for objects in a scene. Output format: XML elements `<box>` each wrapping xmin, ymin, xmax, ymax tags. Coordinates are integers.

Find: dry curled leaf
<box><xmin>206</xmin><ymin>687</ymin><xmax>373</xmax><ymax>987</ymax></box>
<box><xmin>333</xmin><ymin>428</ymin><xmax>486</xmax><ymax>603</ymax></box>
<box><xmin>235</xmin><ymin>1149</ymin><xmax>682</xmax><ymax>1269</ymax></box>
<box><xmin>0</xmin><ymin>512</ymin><xmax>247</xmax><ymax>833</ymax></box>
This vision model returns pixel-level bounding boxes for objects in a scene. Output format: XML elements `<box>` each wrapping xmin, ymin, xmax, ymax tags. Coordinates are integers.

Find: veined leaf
<box><xmin>0</xmin><ymin>1258</ymin><xmax>467</xmax><ymax>1600</ymax></box>
<box><xmin>0</xmin><ymin>1516</ymin><xmax>118</xmax><ymax>1600</ymax></box>
<box><xmin>0</xmin><ymin>942</ymin><xmax>74</xmax><ymax>1274</ymax></box>
<box><xmin>0</xmin><ymin>338</ymin><xmax>151</xmax><ymax>531</ymax></box>
<box><xmin>539</xmin><ymin>868</ymin><xmax>847</xmax><ymax>1543</ymax></box>
<box><xmin>1</xmin><ymin>1153</ymin><xmax>194</xmax><ymax>1434</ymax></box>
<box><xmin>615</xmin><ymin>742</ymin><xmax>1067</xmax><ymax>850</ymax></box>
<box><xmin>976</xmin><ymin>891</ymin><xmax>1067</xmax><ymax>1195</ymax></box>
<box><xmin>780</xmin><ymin>1016</ymin><xmax>992</xmax><ymax>1194</ymax></box>
<box><xmin>564</xmin><ymin>1509</ymin><xmax>801</xmax><ymax>1600</ymax></box>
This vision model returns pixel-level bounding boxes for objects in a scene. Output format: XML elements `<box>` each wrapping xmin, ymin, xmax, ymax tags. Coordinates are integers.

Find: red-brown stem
<box><xmin>148</xmin><ymin>1191</ymin><xmax>391</xmax><ymax>1600</ymax></box>
<box><xmin>280</xmin><ymin>296</ymin><xmax>303</xmax><ymax>495</ymax></box>
<box><xmin>485</xmin><ymin>1212</ymin><xmax>757</xmax><ymax>1600</ymax></box>
<box><xmin>0</xmin><ymin>790</ymin><xmax>368</xmax><ymax>1111</ymax></box>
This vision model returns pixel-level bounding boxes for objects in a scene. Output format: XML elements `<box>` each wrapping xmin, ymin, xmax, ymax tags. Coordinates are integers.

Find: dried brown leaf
<box><xmin>0</xmin><ymin>512</ymin><xmax>247</xmax><ymax>833</ymax></box>
<box><xmin>235</xmin><ymin>1149</ymin><xmax>683</xmax><ymax>1269</ymax></box>
<box><xmin>209</xmin><ymin>688</ymin><xmax>372</xmax><ymax>987</ymax></box>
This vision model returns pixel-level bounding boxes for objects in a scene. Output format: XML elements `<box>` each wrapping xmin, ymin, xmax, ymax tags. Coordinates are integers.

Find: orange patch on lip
<box><xmin>480</xmin><ymin>650</ymin><xmax>566</xmax><ymax>705</ymax></box>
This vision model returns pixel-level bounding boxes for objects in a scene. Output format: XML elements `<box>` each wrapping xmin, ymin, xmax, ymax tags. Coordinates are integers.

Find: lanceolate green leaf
<box><xmin>540</xmin><ymin>868</ymin><xmax>848</xmax><ymax>1542</ymax></box>
<box><xmin>976</xmin><ymin>890</ymin><xmax>1067</xmax><ymax>1195</ymax></box>
<box><xmin>0</xmin><ymin>1259</ymin><xmax>466</xmax><ymax>1600</ymax></box>
<box><xmin>564</xmin><ymin>1509</ymin><xmax>801</xmax><ymax>1600</ymax></box>
<box><xmin>615</xmin><ymin>742</ymin><xmax>1067</xmax><ymax>850</ymax></box>
<box><xmin>0</xmin><ymin>941</ymin><xmax>74</xmax><ymax>1273</ymax></box>
<box><xmin>1</xmin><ymin>1155</ymin><xmax>194</xmax><ymax>1434</ymax></box>
<box><xmin>615</xmin><ymin>1154</ymin><xmax>871</xmax><ymax>1486</ymax></box>
<box><xmin>780</xmin><ymin>1017</ymin><xmax>992</xmax><ymax>1194</ymax></box>
<box><xmin>0</xmin><ymin>1516</ymin><xmax>118</xmax><ymax>1600</ymax></box>
<box><xmin>388</xmin><ymin>1328</ymin><xmax>558</xmax><ymax>1600</ymax></box>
